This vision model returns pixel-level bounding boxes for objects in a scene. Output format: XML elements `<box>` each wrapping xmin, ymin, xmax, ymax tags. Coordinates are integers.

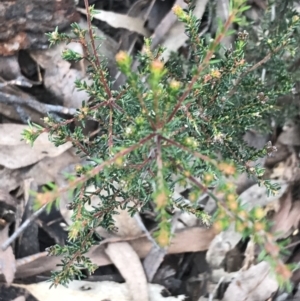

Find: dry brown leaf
<box><xmin>27</xmin><ymin>149</ymin><xmax>80</xmax><ymax>186</ymax></box>
<box><xmin>160</xmin><ymin>0</ymin><xmax>209</xmax><ymax>62</ymax></box>
<box><xmin>0</xmin><ymin>226</ymin><xmax>16</xmax><ymax>284</ymax></box>
<box><xmin>222</xmin><ymin>261</ymin><xmax>278</xmax><ymax>301</ymax></box>
<box><xmin>149</xmin><ymin>0</ymin><xmax>185</xmax><ymax>51</ymax></box>
<box><xmin>0</xmin><ymin>149</ymin><xmax>78</xmax><ymax>193</ymax></box>
<box><xmin>271</xmin><ymin>189</ymin><xmax>300</xmax><ymax>239</ymax></box>
<box><xmin>0</xmin><ymin>124</ymin><xmax>71</xmax><ymax>169</ymax></box>
<box><xmin>269</xmin><ymin>152</ymin><xmax>300</xmax><ymax>182</ymax></box>
<box><xmin>264</xmin><ymin>142</ymin><xmax>291</xmax><ymax>168</ymax></box>
<box><xmin>143</xmin><ymin>247</ymin><xmax>166</xmax><ymax>282</ymax></box>
<box><xmin>206</xmin><ymin>224</ymin><xmax>240</xmax><ymax>269</ymax></box>
<box><xmin>105</xmin><ymin>242</ymin><xmax>149</xmax><ymax>301</ymax></box>
<box><xmin>212</xmin><ymin>0</ymin><xmax>233</xmax><ymax>51</ymax></box>
<box><xmin>14</xmin><ymin>227</ymin><xmax>215</xmax><ymax>279</ymax></box>
<box><xmin>14</xmin><ymin>280</ymin><xmax>185</xmax><ymax>301</ymax></box>
<box><xmin>77</xmin><ymin>8</ymin><xmax>150</xmax><ymax>37</ymax></box>
<box><xmin>11</xmin><ymin>296</ymin><xmax>26</xmax><ymax>301</ymax></box>
<box><xmin>239</xmin><ymin>180</ymin><xmax>288</xmax><ymax>209</ymax></box>
<box><xmin>130</xmin><ymin>227</ymin><xmax>215</xmax><ymax>259</ymax></box>
<box><xmin>278</xmin><ymin>120</ymin><xmax>300</xmax><ymax>146</ymax></box>
<box><xmin>10</xmin><ymin>252</ymin><xmax>60</xmax><ymax>279</ymax></box>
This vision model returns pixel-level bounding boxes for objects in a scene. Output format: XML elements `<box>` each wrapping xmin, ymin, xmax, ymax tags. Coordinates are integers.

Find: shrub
<box><xmin>22</xmin><ymin>0</ymin><xmax>300</xmax><ymax>289</ymax></box>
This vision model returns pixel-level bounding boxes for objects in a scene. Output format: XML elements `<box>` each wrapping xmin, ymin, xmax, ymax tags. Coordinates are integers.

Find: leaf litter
<box><xmin>1</xmin><ymin>0</ymin><xmax>300</xmax><ymax>300</ymax></box>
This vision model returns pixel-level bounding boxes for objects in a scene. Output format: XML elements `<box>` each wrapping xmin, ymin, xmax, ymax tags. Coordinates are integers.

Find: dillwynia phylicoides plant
<box><xmin>21</xmin><ymin>0</ymin><xmax>300</xmax><ymax>289</ymax></box>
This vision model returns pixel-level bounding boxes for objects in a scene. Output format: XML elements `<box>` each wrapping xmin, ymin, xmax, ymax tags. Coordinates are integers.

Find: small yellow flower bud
<box><xmin>218</xmin><ymin>162</ymin><xmax>236</xmax><ymax>176</ymax></box>
<box><xmin>226</xmin><ymin>193</ymin><xmax>236</xmax><ymax>203</ymax></box>
<box><xmin>213</xmin><ymin>221</ymin><xmax>224</xmax><ymax>234</ymax></box>
<box><xmin>253</xmin><ymin>222</ymin><xmax>265</xmax><ymax>232</ymax></box>
<box><xmin>115</xmin><ymin>156</ymin><xmax>123</xmax><ymax>166</ymax></box>
<box><xmin>170</xmin><ymin>80</ymin><xmax>181</xmax><ymax>90</ymax></box>
<box><xmin>75</xmin><ymin>165</ymin><xmax>83</xmax><ymax>173</ymax></box>
<box><xmin>115</xmin><ymin>51</ymin><xmax>130</xmax><ymax>64</ymax></box>
<box><xmin>252</xmin><ymin>207</ymin><xmax>265</xmax><ymax>220</ymax></box>
<box><xmin>238</xmin><ymin>210</ymin><xmax>248</xmax><ymax>220</ymax></box>
<box><xmin>227</xmin><ymin>199</ymin><xmax>238</xmax><ymax>211</ymax></box>
<box><xmin>155</xmin><ymin>191</ymin><xmax>168</xmax><ymax>209</ymax></box>
<box><xmin>51</xmin><ymin>31</ymin><xmax>59</xmax><ymax>41</ymax></box>
<box><xmin>204</xmin><ymin>173</ymin><xmax>214</xmax><ymax>184</ymax></box>
<box><xmin>211</xmin><ymin>69</ymin><xmax>221</xmax><ymax>78</ymax></box>
<box><xmin>156</xmin><ymin>228</ymin><xmax>170</xmax><ymax>247</ymax></box>
<box><xmin>172</xmin><ymin>5</ymin><xmax>183</xmax><ymax>17</ymax></box>
<box><xmin>189</xmin><ymin>192</ymin><xmax>198</xmax><ymax>202</ymax></box>
<box><xmin>183</xmin><ymin>170</ymin><xmax>191</xmax><ymax>177</ymax></box>
<box><xmin>235</xmin><ymin>220</ymin><xmax>246</xmax><ymax>232</ymax></box>
<box><xmin>150</xmin><ymin>60</ymin><xmax>164</xmax><ymax>73</ymax></box>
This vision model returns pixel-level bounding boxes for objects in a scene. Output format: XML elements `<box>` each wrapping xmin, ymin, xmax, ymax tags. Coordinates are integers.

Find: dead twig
<box><xmin>0</xmin><ymin>91</ymin><xmax>77</xmax><ymax>115</ymax></box>
<box><xmin>1</xmin><ymin>204</ymin><xmax>47</xmax><ymax>251</ymax></box>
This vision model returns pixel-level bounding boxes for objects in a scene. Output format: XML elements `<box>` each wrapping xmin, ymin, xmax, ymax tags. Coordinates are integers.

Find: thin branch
<box><xmin>36</xmin><ymin>133</ymin><xmax>157</xmax><ymax>207</ymax></box>
<box><xmin>83</xmin><ymin>0</ymin><xmax>112</xmax><ymax>99</ymax></box>
<box><xmin>160</xmin><ymin>135</ymin><xmax>217</xmax><ymax>165</ymax></box>
<box><xmin>65</xmin><ymin>137</ymin><xmax>90</xmax><ymax>156</ymax></box>
<box><xmin>166</xmin><ymin>13</ymin><xmax>235</xmax><ymax>124</ymax></box>
<box><xmin>156</xmin><ymin>136</ymin><xmax>164</xmax><ymax>189</ymax></box>
<box><xmin>108</xmin><ymin>101</ymin><xmax>113</xmax><ymax>152</ymax></box>
<box><xmin>227</xmin><ymin>38</ymin><xmax>292</xmax><ymax>98</ymax></box>
<box><xmin>175</xmin><ymin>163</ymin><xmax>208</xmax><ymax>193</ymax></box>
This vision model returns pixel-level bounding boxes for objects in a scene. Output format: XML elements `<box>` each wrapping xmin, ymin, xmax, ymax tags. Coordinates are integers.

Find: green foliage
<box><xmin>23</xmin><ymin>0</ymin><xmax>300</xmax><ymax>290</ymax></box>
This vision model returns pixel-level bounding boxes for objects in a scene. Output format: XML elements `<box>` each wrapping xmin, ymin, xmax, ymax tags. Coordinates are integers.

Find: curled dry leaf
<box><xmin>148</xmin><ymin>0</ymin><xmax>185</xmax><ymax>51</ymax></box>
<box><xmin>77</xmin><ymin>8</ymin><xmax>151</xmax><ymax>37</ymax></box>
<box><xmin>105</xmin><ymin>242</ymin><xmax>149</xmax><ymax>301</ymax></box>
<box><xmin>222</xmin><ymin>261</ymin><xmax>278</xmax><ymax>301</ymax></box>
<box><xmin>0</xmin><ymin>56</ymin><xmax>27</xmax><ymax>82</ymax></box>
<box><xmin>0</xmin><ymin>124</ymin><xmax>71</xmax><ymax>169</ymax></box>
<box><xmin>14</xmin><ymin>280</ymin><xmax>186</xmax><ymax>301</ymax></box>
<box><xmin>264</xmin><ymin>142</ymin><xmax>291</xmax><ymax>169</ymax></box>
<box><xmin>30</xmin><ymin>44</ymin><xmax>90</xmax><ymax>109</ymax></box>
<box><xmin>271</xmin><ymin>187</ymin><xmax>300</xmax><ymax>239</ymax></box>
<box><xmin>0</xmin><ymin>226</ymin><xmax>16</xmax><ymax>285</ymax></box>
<box><xmin>206</xmin><ymin>224</ymin><xmax>241</xmax><ymax>269</ymax></box>
<box><xmin>278</xmin><ymin>120</ymin><xmax>300</xmax><ymax>146</ymax></box>
<box><xmin>269</xmin><ymin>152</ymin><xmax>300</xmax><ymax>182</ymax></box>
<box><xmin>160</xmin><ymin>0</ymin><xmax>209</xmax><ymax>62</ymax></box>
<box><xmin>10</xmin><ymin>252</ymin><xmax>60</xmax><ymax>280</ymax></box>
<box><xmin>143</xmin><ymin>246</ymin><xmax>166</xmax><ymax>282</ymax></box>
<box><xmin>0</xmin><ymin>149</ymin><xmax>79</xmax><ymax>193</ymax></box>
<box><xmin>0</xmin><ymin>167</ymin><xmax>22</xmax><ymax>194</ymax></box>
